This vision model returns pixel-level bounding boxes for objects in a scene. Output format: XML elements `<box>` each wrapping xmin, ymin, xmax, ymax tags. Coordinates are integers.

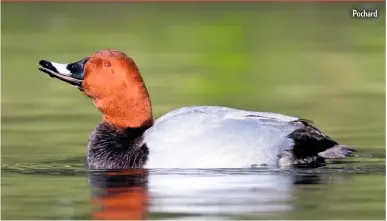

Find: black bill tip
<box><xmin>39</xmin><ymin>60</ymin><xmax>52</xmax><ymax>69</ymax></box>
<box><xmin>39</xmin><ymin>60</ymin><xmax>55</xmax><ymax>77</ymax></box>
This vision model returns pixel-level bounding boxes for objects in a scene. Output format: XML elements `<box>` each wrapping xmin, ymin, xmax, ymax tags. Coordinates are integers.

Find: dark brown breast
<box><xmin>87</xmin><ymin>122</ymin><xmax>151</xmax><ymax>170</ymax></box>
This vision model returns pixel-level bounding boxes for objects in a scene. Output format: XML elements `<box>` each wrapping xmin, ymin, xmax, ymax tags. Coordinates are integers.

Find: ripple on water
<box><xmin>1</xmin><ymin>157</ymin><xmax>385</xmax><ymax>220</ymax></box>
<box><xmin>1</xmin><ymin>155</ymin><xmax>385</xmax><ymax>176</ymax></box>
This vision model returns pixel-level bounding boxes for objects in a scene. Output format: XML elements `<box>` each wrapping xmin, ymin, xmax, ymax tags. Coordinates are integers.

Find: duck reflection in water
<box><xmin>88</xmin><ymin>169</ymin><xmax>149</xmax><ymax>220</ymax></box>
<box><xmin>87</xmin><ymin>169</ymin><xmax>344</xmax><ymax>220</ymax></box>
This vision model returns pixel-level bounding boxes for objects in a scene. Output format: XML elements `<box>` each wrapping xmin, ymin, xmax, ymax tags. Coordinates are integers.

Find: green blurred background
<box><xmin>1</xmin><ymin>2</ymin><xmax>386</xmax><ymax>219</ymax></box>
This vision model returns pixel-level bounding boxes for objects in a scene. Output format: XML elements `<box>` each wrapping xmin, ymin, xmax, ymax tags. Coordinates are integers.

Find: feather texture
<box><xmin>144</xmin><ymin>106</ymin><xmax>308</xmax><ymax>168</ymax></box>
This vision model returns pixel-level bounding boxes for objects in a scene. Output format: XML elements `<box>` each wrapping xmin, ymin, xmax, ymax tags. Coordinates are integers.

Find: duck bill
<box><xmin>38</xmin><ymin>58</ymin><xmax>88</xmax><ymax>87</ymax></box>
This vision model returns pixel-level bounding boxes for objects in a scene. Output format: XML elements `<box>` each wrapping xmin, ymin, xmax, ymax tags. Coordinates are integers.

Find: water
<box><xmin>2</xmin><ymin>2</ymin><xmax>385</xmax><ymax>219</ymax></box>
<box><xmin>2</xmin><ymin>158</ymin><xmax>385</xmax><ymax>220</ymax></box>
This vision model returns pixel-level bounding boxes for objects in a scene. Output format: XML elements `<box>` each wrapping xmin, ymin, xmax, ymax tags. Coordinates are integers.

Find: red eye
<box><xmin>104</xmin><ymin>61</ymin><xmax>111</xmax><ymax>67</ymax></box>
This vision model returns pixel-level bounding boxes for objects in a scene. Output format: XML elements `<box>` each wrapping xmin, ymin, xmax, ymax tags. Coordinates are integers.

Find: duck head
<box><xmin>39</xmin><ymin>50</ymin><xmax>153</xmax><ymax>129</ymax></box>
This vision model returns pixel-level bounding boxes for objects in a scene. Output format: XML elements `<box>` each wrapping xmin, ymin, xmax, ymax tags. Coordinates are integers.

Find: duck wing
<box><xmin>143</xmin><ymin>106</ymin><xmax>355</xmax><ymax>168</ymax></box>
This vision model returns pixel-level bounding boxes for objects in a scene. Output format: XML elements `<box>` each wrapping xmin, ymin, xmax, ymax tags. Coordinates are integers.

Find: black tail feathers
<box><xmin>285</xmin><ymin>122</ymin><xmax>357</xmax><ymax>168</ymax></box>
<box><xmin>317</xmin><ymin>144</ymin><xmax>356</xmax><ymax>159</ymax></box>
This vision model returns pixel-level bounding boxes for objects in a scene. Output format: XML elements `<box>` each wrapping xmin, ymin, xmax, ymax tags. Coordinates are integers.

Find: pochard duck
<box><xmin>38</xmin><ymin>49</ymin><xmax>355</xmax><ymax>169</ymax></box>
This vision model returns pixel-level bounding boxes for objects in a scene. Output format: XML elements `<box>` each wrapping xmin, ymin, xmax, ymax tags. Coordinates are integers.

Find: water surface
<box><xmin>2</xmin><ymin>160</ymin><xmax>385</xmax><ymax>220</ymax></box>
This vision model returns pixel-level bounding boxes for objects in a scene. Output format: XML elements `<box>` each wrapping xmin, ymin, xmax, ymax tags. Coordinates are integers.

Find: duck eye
<box><xmin>103</xmin><ymin>61</ymin><xmax>111</xmax><ymax>67</ymax></box>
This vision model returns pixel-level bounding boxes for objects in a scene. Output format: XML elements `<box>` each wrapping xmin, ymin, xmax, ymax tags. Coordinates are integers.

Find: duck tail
<box><xmin>286</xmin><ymin>121</ymin><xmax>357</xmax><ymax>168</ymax></box>
<box><xmin>317</xmin><ymin>144</ymin><xmax>356</xmax><ymax>159</ymax></box>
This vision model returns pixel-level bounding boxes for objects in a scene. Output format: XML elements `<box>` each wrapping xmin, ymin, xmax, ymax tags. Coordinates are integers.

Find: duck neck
<box><xmin>95</xmin><ymin>84</ymin><xmax>153</xmax><ymax>130</ymax></box>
